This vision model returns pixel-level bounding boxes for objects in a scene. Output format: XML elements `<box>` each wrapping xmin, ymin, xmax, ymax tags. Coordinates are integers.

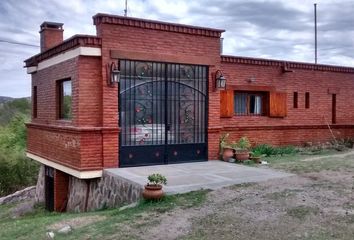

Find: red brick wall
<box><xmin>219</xmin><ymin>62</ymin><xmax>354</xmax><ymax>146</ymax></box>
<box><xmin>31</xmin><ymin>57</ymin><xmax>79</xmax><ymax>126</ymax></box>
<box><xmin>28</xmin><ymin>56</ymin><xmax>105</xmax><ymax>170</ymax></box>
<box><xmin>28</xmin><ymin>18</ymin><xmax>354</xmax><ymax>169</ymax></box>
<box><xmin>96</xmin><ymin>22</ymin><xmax>222</xmax><ymax>164</ymax></box>
<box><xmin>54</xmin><ymin>170</ymin><xmax>69</xmax><ymax>212</ymax></box>
<box><xmin>77</xmin><ymin>56</ymin><xmax>102</xmax><ymax>127</ymax></box>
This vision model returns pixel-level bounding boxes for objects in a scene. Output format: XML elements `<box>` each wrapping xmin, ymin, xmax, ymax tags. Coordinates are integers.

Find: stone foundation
<box><xmin>66</xmin><ymin>171</ymin><xmax>144</xmax><ymax>212</ymax></box>
<box><xmin>0</xmin><ymin>186</ymin><xmax>36</xmax><ymax>205</ymax></box>
<box><xmin>35</xmin><ymin>165</ymin><xmax>45</xmax><ymax>203</ymax></box>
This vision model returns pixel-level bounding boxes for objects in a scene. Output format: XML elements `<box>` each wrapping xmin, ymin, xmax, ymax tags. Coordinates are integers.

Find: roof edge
<box><xmin>24</xmin><ymin>35</ymin><xmax>101</xmax><ymax>67</ymax></box>
<box><xmin>221</xmin><ymin>55</ymin><xmax>354</xmax><ymax>73</ymax></box>
<box><xmin>93</xmin><ymin>13</ymin><xmax>225</xmax><ymax>38</ymax></box>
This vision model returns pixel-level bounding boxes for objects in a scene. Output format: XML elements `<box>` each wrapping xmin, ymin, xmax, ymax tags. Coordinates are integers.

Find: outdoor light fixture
<box><xmin>215</xmin><ymin>70</ymin><xmax>226</xmax><ymax>91</ymax></box>
<box><xmin>107</xmin><ymin>62</ymin><xmax>120</xmax><ymax>87</ymax></box>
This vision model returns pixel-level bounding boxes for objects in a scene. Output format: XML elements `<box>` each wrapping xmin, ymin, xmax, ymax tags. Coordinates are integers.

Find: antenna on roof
<box><xmin>314</xmin><ymin>3</ymin><xmax>318</xmax><ymax>64</ymax></box>
<box><xmin>124</xmin><ymin>0</ymin><xmax>128</xmax><ymax>17</ymax></box>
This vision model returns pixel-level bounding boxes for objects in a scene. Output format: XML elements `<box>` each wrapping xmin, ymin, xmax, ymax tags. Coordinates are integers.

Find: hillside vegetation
<box><xmin>0</xmin><ymin>97</ymin><xmax>38</xmax><ymax>197</ymax></box>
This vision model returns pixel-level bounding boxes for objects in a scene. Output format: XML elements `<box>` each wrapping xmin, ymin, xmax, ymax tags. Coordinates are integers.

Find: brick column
<box><xmin>208</xmin><ymin>65</ymin><xmax>222</xmax><ymax>160</ymax></box>
<box><xmin>54</xmin><ymin>170</ymin><xmax>69</xmax><ymax>212</ymax></box>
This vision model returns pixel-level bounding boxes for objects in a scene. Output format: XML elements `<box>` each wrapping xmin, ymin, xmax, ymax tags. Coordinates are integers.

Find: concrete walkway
<box><xmin>105</xmin><ymin>161</ymin><xmax>293</xmax><ymax>194</ymax></box>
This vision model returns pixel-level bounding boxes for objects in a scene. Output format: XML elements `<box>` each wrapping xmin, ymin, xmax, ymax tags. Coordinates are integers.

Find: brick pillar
<box><xmin>54</xmin><ymin>170</ymin><xmax>69</xmax><ymax>212</ymax></box>
<box><xmin>208</xmin><ymin>65</ymin><xmax>222</xmax><ymax>160</ymax></box>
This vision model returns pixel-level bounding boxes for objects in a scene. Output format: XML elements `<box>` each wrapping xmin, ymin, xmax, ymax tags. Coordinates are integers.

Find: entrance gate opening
<box><xmin>119</xmin><ymin>60</ymin><xmax>208</xmax><ymax>167</ymax></box>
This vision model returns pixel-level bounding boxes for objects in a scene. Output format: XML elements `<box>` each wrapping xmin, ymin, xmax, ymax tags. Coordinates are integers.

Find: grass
<box><xmin>286</xmin><ymin>206</ymin><xmax>320</xmax><ymax>220</ymax></box>
<box><xmin>2</xmin><ymin>147</ymin><xmax>354</xmax><ymax>239</ymax></box>
<box><xmin>264</xmin><ymin>189</ymin><xmax>302</xmax><ymax>201</ymax></box>
<box><xmin>264</xmin><ymin>149</ymin><xmax>354</xmax><ymax>173</ymax></box>
<box><xmin>0</xmin><ymin>190</ymin><xmax>209</xmax><ymax>240</ymax></box>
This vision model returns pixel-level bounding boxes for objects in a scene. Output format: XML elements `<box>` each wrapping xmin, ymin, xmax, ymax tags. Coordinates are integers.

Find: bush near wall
<box><xmin>0</xmin><ymin>114</ymin><xmax>39</xmax><ymax>197</ymax></box>
<box><xmin>252</xmin><ymin>144</ymin><xmax>298</xmax><ymax>156</ymax></box>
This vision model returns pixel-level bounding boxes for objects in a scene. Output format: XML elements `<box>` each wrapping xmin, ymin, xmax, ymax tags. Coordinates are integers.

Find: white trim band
<box><xmin>27</xmin><ymin>47</ymin><xmax>101</xmax><ymax>73</ymax></box>
<box><xmin>26</xmin><ymin>152</ymin><xmax>102</xmax><ymax>179</ymax></box>
<box><xmin>27</xmin><ymin>66</ymin><xmax>38</xmax><ymax>74</ymax></box>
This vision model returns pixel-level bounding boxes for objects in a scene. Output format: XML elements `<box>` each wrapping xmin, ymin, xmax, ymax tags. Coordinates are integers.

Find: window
<box><xmin>234</xmin><ymin>92</ymin><xmax>267</xmax><ymax>116</ymax></box>
<box><xmin>33</xmin><ymin>86</ymin><xmax>37</xmax><ymax>118</ymax></box>
<box><xmin>305</xmin><ymin>92</ymin><xmax>310</xmax><ymax>108</ymax></box>
<box><xmin>58</xmin><ymin>80</ymin><xmax>72</xmax><ymax>119</ymax></box>
<box><xmin>293</xmin><ymin>92</ymin><xmax>298</xmax><ymax>108</ymax></box>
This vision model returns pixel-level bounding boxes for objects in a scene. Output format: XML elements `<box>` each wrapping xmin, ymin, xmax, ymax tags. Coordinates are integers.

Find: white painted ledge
<box><xmin>26</xmin><ymin>152</ymin><xmax>102</xmax><ymax>179</ymax></box>
<box><xmin>26</xmin><ymin>46</ymin><xmax>101</xmax><ymax>74</ymax></box>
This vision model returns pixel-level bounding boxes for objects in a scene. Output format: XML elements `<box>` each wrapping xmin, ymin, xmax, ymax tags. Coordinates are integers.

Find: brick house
<box><xmin>24</xmin><ymin>14</ymin><xmax>354</xmax><ymax>211</ymax></box>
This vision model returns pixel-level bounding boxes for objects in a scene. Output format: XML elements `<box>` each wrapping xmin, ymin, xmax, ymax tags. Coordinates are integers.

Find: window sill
<box><xmin>234</xmin><ymin>115</ymin><xmax>268</xmax><ymax>117</ymax></box>
<box><xmin>56</xmin><ymin>119</ymin><xmax>73</xmax><ymax>124</ymax></box>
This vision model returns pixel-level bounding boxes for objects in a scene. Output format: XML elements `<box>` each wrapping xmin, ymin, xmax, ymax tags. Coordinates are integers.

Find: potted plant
<box><xmin>220</xmin><ymin>133</ymin><xmax>236</xmax><ymax>162</ymax></box>
<box><xmin>233</xmin><ymin>137</ymin><xmax>251</xmax><ymax>161</ymax></box>
<box><xmin>142</xmin><ymin>173</ymin><xmax>167</xmax><ymax>200</ymax></box>
<box><xmin>249</xmin><ymin>149</ymin><xmax>264</xmax><ymax>164</ymax></box>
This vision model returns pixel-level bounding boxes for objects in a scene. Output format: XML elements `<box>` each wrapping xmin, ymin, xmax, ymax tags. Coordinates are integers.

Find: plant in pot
<box><xmin>143</xmin><ymin>173</ymin><xmax>167</xmax><ymax>200</ymax></box>
<box><xmin>233</xmin><ymin>137</ymin><xmax>251</xmax><ymax>161</ymax></box>
<box><xmin>249</xmin><ymin>149</ymin><xmax>265</xmax><ymax>164</ymax></box>
<box><xmin>220</xmin><ymin>133</ymin><xmax>236</xmax><ymax>162</ymax></box>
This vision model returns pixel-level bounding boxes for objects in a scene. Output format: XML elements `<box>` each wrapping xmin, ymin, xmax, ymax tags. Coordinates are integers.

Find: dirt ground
<box><xmin>121</xmin><ymin>151</ymin><xmax>354</xmax><ymax>240</ymax></box>
<box><xmin>2</xmin><ymin>150</ymin><xmax>353</xmax><ymax>240</ymax></box>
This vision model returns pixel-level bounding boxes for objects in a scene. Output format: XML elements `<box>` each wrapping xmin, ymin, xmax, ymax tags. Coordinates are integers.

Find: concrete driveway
<box><xmin>105</xmin><ymin>161</ymin><xmax>293</xmax><ymax>194</ymax></box>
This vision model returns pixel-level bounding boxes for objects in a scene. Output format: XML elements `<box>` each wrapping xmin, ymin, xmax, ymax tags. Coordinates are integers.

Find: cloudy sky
<box><xmin>0</xmin><ymin>0</ymin><xmax>353</xmax><ymax>97</ymax></box>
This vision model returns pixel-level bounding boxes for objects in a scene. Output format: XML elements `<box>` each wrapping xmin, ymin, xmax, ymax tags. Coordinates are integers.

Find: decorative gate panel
<box><xmin>119</xmin><ymin>60</ymin><xmax>208</xmax><ymax>167</ymax></box>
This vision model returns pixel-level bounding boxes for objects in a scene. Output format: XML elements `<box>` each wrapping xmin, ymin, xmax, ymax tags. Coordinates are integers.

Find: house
<box><xmin>24</xmin><ymin>14</ymin><xmax>354</xmax><ymax>212</ymax></box>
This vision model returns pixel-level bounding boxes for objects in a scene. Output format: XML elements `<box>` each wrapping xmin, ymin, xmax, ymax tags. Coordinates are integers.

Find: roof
<box><xmin>93</xmin><ymin>13</ymin><xmax>225</xmax><ymax>38</ymax></box>
<box><xmin>24</xmin><ymin>35</ymin><xmax>101</xmax><ymax>67</ymax></box>
<box><xmin>221</xmin><ymin>55</ymin><xmax>354</xmax><ymax>73</ymax></box>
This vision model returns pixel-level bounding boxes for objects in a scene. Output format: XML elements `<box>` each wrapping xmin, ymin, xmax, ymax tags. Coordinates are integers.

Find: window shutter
<box><xmin>220</xmin><ymin>90</ymin><xmax>234</xmax><ymax>118</ymax></box>
<box><xmin>269</xmin><ymin>92</ymin><xmax>287</xmax><ymax>117</ymax></box>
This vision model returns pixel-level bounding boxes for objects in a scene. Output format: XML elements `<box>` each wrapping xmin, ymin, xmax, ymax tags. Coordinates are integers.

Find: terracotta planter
<box><xmin>222</xmin><ymin>147</ymin><xmax>235</xmax><ymax>161</ymax></box>
<box><xmin>143</xmin><ymin>184</ymin><xmax>164</xmax><ymax>200</ymax></box>
<box><xmin>235</xmin><ymin>151</ymin><xmax>250</xmax><ymax>161</ymax></box>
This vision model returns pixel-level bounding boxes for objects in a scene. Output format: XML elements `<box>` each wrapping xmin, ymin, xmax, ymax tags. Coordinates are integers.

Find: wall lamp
<box><xmin>215</xmin><ymin>70</ymin><xmax>226</xmax><ymax>91</ymax></box>
<box><xmin>107</xmin><ymin>62</ymin><xmax>120</xmax><ymax>87</ymax></box>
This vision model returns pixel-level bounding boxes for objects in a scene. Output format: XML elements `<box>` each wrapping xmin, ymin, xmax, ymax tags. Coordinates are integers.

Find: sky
<box><xmin>0</xmin><ymin>0</ymin><xmax>353</xmax><ymax>97</ymax></box>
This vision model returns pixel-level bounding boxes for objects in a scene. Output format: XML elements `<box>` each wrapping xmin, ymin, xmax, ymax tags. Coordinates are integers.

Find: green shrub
<box><xmin>0</xmin><ymin>98</ymin><xmax>30</xmax><ymax>126</ymax></box>
<box><xmin>0</xmin><ymin>151</ymin><xmax>39</xmax><ymax>196</ymax></box>
<box><xmin>251</xmin><ymin>144</ymin><xmax>275</xmax><ymax>156</ymax></box>
<box><xmin>0</xmin><ymin>113</ymin><xmax>39</xmax><ymax>197</ymax></box>
<box><xmin>147</xmin><ymin>173</ymin><xmax>167</xmax><ymax>186</ymax></box>
<box><xmin>252</xmin><ymin>144</ymin><xmax>298</xmax><ymax>156</ymax></box>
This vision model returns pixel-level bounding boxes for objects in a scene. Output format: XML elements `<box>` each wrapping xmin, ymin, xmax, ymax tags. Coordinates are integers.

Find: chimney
<box><xmin>40</xmin><ymin>21</ymin><xmax>64</xmax><ymax>52</ymax></box>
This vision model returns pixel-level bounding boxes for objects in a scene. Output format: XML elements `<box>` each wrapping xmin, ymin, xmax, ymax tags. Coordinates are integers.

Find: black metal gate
<box><xmin>119</xmin><ymin>60</ymin><xmax>208</xmax><ymax>167</ymax></box>
<box><xmin>45</xmin><ymin>166</ymin><xmax>54</xmax><ymax>211</ymax></box>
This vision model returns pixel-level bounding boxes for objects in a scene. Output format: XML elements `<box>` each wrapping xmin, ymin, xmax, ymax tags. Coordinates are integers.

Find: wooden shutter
<box><xmin>269</xmin><ymin>92</ymin><xmax>287</xmax><ymax>117</ymax></box>
<box><xmin>220</xmin><ymin>90</ymin><xmax>234</xmax><ymax>118</ymax></box>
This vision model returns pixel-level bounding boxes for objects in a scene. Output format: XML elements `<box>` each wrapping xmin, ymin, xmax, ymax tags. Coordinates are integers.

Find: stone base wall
<box><xmin>0</xmin><ymin>186</ymin><xmax>36</xmax><ymax>205</ymax></box>
<box><xmin>66</xmin><ymin>171</ymin><xmax>143</xmax><ymax>212</ymax></box>
<box><xmin>35</xmin><ymin>165</ymin><xmax>45</xmax><ymax>203</ymax></box>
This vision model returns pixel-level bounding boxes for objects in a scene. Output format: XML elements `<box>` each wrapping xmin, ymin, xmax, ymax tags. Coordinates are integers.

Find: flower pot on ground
<box><xmin>232</xmin><ymin>137</ymin><xmax>251</xmax><ymax>161</ymax></box>
<box><xmin>235</xmin><ymin>150</ymin><xmax>250</xmax><ymax>161</ymax></box>
<box><xmin>143</xmin><ymin>173</ymin><xmax>167</xmax><ymax>200</ymax></box>
<box><xmin>222</xmin><ymin>146</ymin><xmax>235</xmax><ymax>161</ymax></box>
